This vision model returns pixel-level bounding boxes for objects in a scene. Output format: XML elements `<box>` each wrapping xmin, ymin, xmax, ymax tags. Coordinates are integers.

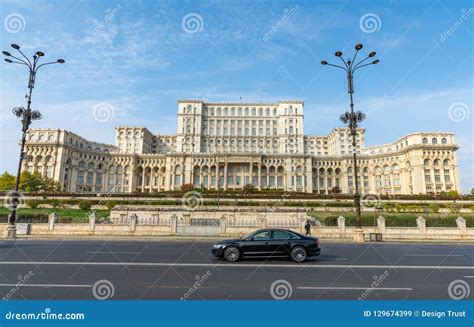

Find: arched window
<box><xmin>424</xmin><ymin>159</ymin><xmax>430</xmax><ymax>166</ymax></box>
<box><xmin>422</xmin><ymin>137</ymin><xmax>428</xmax><ymax>144</ymax></box>
<box><xmin>441</xmin><ymin>137</ymin><xmax>447</xmax><ymax>144</ymax></box>
<box><xmin>432</xmin><ymin>138</ymin><xmax>437</xmax><ymax>144</ymax></box>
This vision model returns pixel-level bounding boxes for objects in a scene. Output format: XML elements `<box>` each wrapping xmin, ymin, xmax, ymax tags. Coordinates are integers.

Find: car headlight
<box><xmin>213</xmin><ymin>244</ymin><xmax>224</xmax><ymax>249</ymax></box>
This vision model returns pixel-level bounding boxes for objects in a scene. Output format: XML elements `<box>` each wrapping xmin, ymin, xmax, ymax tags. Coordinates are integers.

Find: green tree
<box><xmin>17</xmin><ymin>171</ymin><xmax>60</xmax><ymax>192</ymax></box>
<box><xmin>26</xmin><ymin>199</ymin><xmax>41</xmax><ymax>209</ymax></box>
<box><xmin>40</xmin><ymin>176</ymin><xmax>60</xmax><ymax>192</ymax></box>
<box><xmin>19</xmin><ymin>171</ymin><xmax>43</xmax><ymax>192</ymax></box>
<box><xmin>79</xmin><ymin>200</ymin><xmax>92</xmax><ymax>211</ymax></box>
<box><xmin>104</xmin><ymin>200</ymin><xmax>116</xmax><ymax>210</ymax></box>
<box><xmin>0</xmin><ymin>171</ymin><xmax>16</xmax><ymax>190</ymax></box>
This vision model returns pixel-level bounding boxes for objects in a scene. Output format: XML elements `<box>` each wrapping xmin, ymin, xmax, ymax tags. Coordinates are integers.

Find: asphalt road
<box><xmin>0</xmin><ymin>240</ymin><xmax>473</xmax><ymax>300</ymax></box>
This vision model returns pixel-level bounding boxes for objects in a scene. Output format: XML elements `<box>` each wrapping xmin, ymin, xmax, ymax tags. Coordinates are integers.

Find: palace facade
<box><xmin>22</xmin><ymin>100</ymin><xmax>460</xmax><ymax>195</ymax></box>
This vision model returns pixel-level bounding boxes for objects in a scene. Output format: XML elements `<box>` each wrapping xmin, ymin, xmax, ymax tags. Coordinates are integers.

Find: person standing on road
<box><xmin>304</xmin><ymin>220</ymin><xmax>311</xmax><ymax>236</ymax></box>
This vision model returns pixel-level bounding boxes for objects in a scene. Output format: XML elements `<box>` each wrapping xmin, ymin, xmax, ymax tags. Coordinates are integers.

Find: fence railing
<box><xmin>138</xmin><ymin>217</ymin><xmax>170</xmax><ymax>225</ymax></box>
<box><xmin>227</xmin><ymin>220</ymin><xmax>258</xmax><ymax>228</ymax></box>
<box><xmin>266</xmin><ymin>220</ymin><xmax>299</xmax><ymax>228</ymax></box>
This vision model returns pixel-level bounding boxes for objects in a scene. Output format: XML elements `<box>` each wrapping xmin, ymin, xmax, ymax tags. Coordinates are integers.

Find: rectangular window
<box><xmin>87</xmin><ymin>172</ymin><xmax>93</xmax><ymax>184</ymax></box>
<box><xmin>296</xmin><ymin>176</ymin><xmax>303</xmax><ymax>190</ymax></box>
<box><xmin>444</xmin><ymin>169</ymin><xmax>450</xmax><ymax>182</ymax></box>
<box><xmin>96</xmin><ymin>173</ymin><xmax>103</xmax><ymax>185</ymax></box>
<box><xmin>424</xmin><ymin>169</ymin><xmax>431</xmax><ymax>182</ymax></box>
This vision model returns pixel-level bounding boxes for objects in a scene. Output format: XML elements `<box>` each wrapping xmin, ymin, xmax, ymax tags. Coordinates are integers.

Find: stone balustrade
<box><xmin>4</xmin><ymin>210</ymin><xmax>473</xmax><ymax>241</ymax></box>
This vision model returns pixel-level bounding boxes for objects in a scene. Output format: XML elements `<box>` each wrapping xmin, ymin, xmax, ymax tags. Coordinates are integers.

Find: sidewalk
<box><xmin>3</xmin><ymin>234</ymin><xmax>474</xmax><ymax>244</ymax></box>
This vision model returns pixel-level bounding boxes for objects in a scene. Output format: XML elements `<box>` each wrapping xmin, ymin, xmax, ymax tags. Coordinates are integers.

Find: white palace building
<box><xmin>22</xmin><ymin>100</ymin><xmax>460</xmax><ymax>195</ymax></box>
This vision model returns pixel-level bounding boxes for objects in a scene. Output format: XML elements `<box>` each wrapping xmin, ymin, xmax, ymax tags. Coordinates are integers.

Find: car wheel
<box><xmin>223</xmin><ymin>246</ymin><xmax>240</xmax><ymax>262</ymax></box>
<box><xmin>290</xmin><ymin>246</ymin><xmax>307</xmax><ymax>262</ymax></box>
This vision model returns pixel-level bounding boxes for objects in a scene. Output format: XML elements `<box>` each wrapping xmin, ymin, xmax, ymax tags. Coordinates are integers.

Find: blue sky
<box><xmin>0</xmin><ymin>0</ymin><xmax>473</xmax><ymax>192</ymax></box>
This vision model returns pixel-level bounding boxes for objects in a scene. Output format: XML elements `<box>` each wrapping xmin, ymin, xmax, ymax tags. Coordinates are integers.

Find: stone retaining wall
<box><xmin>3</xmin><ymin>209</ymin><xmax>473</xmax><ymax>241</ymax></box>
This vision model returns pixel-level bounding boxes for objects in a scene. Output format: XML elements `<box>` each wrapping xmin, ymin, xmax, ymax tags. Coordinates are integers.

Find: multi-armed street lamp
<box><xmin>321</xmin><ymin>43</ymin><xmax>379</xmax><ymax>242</ymax></box>
<box><xmin>2</xmin><ymin>43</ymin><xmax>65</xmax><ymax>238</ymax></box>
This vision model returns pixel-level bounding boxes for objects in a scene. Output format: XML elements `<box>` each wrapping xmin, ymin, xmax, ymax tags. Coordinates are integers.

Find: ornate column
<box><xmin>257</xmin><ymin>164</ymin><xmax>262</xmax><ymax>191</ymax></box>
<box><xmin>223</xmin><ymin>161</ymin><xmax>228</xmax><ymax>190</ymax></box>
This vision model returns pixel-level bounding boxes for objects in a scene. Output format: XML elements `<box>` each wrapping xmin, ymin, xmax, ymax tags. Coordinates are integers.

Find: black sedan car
<box><xmin>212</xmin><ymin>229</ymin><xmax>321</xmax><ymax>262</ymax></box>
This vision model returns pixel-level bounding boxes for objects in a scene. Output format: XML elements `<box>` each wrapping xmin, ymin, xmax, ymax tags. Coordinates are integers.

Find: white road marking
<box><xmin>298</xmin><ymin>286</ymin><xmax>413</xmax><ymax>291</ymax></box>
<box><xmin>463</xmin><ymin>276</ymin><xmax>474</xmax><ymax>278</ymax></box>
<box><xmin>0</xmin><ymin>261</ymin><xmax>473</xmax><ymax>270</ymax></box>
<box><xmin>405</xmin><ymin>254</ymin><xmax>463</xmax><ymax>257</ymax></box>
<box><xmin>146</xmin><ymin>285</ymin><xmax>217</xmax><ymax>289</ymax></box>
<box><xmin>0</xmin><ymin>283</ymin><xmax>91</xmax><ymax>288</ymax></box>
<box><xmin>86</xmin><ymin>251</ymin><xmax>141</xmax><ymax>254</ymax></box>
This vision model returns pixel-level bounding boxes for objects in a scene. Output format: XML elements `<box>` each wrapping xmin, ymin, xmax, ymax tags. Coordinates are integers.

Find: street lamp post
<box><xmin>321</xmin><ymin>43</ymin><xmax>379</xmax><ymax>242</ymax></box>
<box><xmin>2</xmin><ymin>43</ymin><xmax>64</xmax><ymax>239</ymax></box>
